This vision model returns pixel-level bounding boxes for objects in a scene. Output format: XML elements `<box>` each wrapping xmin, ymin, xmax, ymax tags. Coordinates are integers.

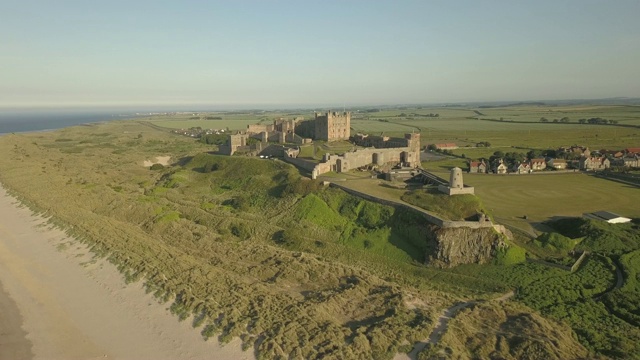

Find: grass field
<box><xmin>463</xmin><ymin>172</ymin><xmax>640</xmax><ymax>231</ymax></box>
<box><xmin>477</xmin><ymin>105</ymin><xmax>640</xmax><ymax>126</ymax></box>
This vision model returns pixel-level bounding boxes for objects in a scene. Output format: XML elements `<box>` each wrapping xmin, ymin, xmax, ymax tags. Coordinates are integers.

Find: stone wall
<box><xmin>282</xmin><ymin>156</ymin><xmax>319</xmax><ymax>172</ymax></box>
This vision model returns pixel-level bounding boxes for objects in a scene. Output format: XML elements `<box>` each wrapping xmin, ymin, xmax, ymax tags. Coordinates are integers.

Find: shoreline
<box><xmin>0</xmin><ymin>279</ymin><xmax>33</xmax><ymax>360</ymax></box>
<box><xmin>0</xmin><ymin>184</ymin><xmax>253</xmax><ymax>360</ymax></box>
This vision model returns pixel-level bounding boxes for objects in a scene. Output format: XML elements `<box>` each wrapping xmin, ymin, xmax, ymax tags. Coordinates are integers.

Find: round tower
<box><xmin>449</xmin><ymin>167</ymin><xmax>464</xmax><ymax>189</ymax></box>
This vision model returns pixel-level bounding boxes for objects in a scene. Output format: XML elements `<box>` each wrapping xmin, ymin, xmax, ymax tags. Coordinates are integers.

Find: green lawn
<box><xmin>463</xmin><ymin>172</ymin><xmax>640</xmax><ymax>226</ymax></box>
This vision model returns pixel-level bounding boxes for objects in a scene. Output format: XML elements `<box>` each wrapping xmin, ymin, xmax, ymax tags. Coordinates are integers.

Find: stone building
<box><xmin>547</xmin><ymin>158</ymin><xmax>568</xmax><ymax>170</ymax></box>
<box><xmin>438</xmin><ymin>167</ymin><xmax>475</xmax><ymax>195</ymax></box>
<box><xmin>579</xmin><ymin>156</ymin><xmax>610</xmax><ymax>171</ymax></box>
<box><xmin>530</xmin><ymin>158</ymin><xmax>547</xmax><ymax>171</ymax></box>
<box><xmin>314</xmin><ymin>111</ymin><xmax>350</xmax><ymax>141</ymax></box>
<box><xmin>245</xmin><ymin>117</ymin><xmax>309</xmax><ymax>145</ymax></box>
<box><xmin>309</xmin><ymin>146</ymin><xmax>419</xmax><ymax>179</ymax></box>
<box><xmin>492</xmin><ymin>159</ymin><xmax>508</xmax><ymax>174</ymax></box>
<box><xmin>512</xmin><ymin>162</ymin><xmax>531</xmax><ymax>174</ymax></box>
<box><xmin>468</xmin><ymin>160</ymin><xmax>488</xmax><ymax>173</ymax></box>
<box><xmin>218</xmin><ymin>133</ymin><xmax>250</xmax><ymax>155</ymax></box>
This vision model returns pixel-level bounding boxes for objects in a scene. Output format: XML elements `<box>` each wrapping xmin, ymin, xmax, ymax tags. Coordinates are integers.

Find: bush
<box><xmin>536</xmin><ymin>232</ymin><xmax>576</xmax><ymax>252</ymax></box>
<box><xmin>150</xmin><ymin>163</ymin><xmax>165</xmax><ymax>170</ymax></box>
<box><xmin>495</xmin><ymin>246</ymin><xmax>526</xmax><ymax>265</ymax></box>
<box><xmin>230</xmin><ymin>222</ymin><xmax>251</xmax><ymax>240</ymax></box>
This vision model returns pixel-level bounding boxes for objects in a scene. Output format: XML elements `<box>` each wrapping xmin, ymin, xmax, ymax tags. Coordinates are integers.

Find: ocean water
<box><xmin>0</xmin><ymin>109</ymin><xmax>138</xmax><ymax>134</ymax></box>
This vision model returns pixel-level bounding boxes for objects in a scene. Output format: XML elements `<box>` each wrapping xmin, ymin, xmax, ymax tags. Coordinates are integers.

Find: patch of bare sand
<box><xmin>142</xmin><ymin>156</ymin><xmax>171</xmax><ymax>167</ymax></box>
<box><xmin>0</xmin><ymin>185</ymin><xmax>253</xmax><ymax>360</ymax></box>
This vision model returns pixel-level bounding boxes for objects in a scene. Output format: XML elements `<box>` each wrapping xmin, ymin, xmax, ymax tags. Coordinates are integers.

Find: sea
<box><xmin>0</xmin><ymin>109</ymin><xmax>144</xmax><ymax>134</ymax></box>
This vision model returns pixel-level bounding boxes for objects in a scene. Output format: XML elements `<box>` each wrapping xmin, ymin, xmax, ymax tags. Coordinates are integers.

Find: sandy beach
<box><xmin>0</xmin><ymin>185</ymin><xmax>252</xmax><ymax>360</ymax></box>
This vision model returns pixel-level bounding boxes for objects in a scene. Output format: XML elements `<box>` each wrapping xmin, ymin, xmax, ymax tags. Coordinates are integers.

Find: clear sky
<box><xmin>2</xmin><ymin>0</ymin><xmax>639</xmax><ymax>108</ymax></box>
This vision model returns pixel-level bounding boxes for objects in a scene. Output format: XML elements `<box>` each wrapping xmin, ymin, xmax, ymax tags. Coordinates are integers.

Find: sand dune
<box><xmin>142</xmin><ymin>156</ymin><xmax>171</xmax><ymax>167</ymax></box>
<box><xmin>0</xmin><ymin>185</ymin><xmax>252</xmax><ymax>360</ymax></box>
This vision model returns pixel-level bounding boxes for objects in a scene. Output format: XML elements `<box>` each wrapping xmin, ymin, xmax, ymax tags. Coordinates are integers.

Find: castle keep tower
<box><xmin>314</xmin><ymin>111</ymin><xmax>351</xmax><ymax>141</ymax></box>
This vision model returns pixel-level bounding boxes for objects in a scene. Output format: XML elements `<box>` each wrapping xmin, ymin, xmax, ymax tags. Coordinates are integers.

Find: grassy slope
<box><xmin>432</xmin><ymin>301</ymin><xmax>591</xmax><ymax>360</ymax></box>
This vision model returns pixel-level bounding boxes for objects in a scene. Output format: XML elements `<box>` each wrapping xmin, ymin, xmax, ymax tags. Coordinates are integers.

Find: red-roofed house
<box><xmin>468</xmin><ymin>160</ymin><xmax>488</xmax><ymax>173</ymax></box>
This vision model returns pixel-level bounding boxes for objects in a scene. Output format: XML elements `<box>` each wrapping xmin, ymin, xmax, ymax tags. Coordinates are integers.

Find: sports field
<box><xmin>463</xmin><ymin>172</ymin><xmax>640</xmax><ymax>231</ymax></box>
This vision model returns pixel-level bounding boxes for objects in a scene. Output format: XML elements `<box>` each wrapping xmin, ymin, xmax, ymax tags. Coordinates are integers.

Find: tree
<box><xmin>543</xmin><ymin>149</ymin><xmax>557</xmax><ymax>158</ymax></box>
<box><xmin>540</xmin><ymin>117</ymin><xmax>549</xmax><ymax>122</ymax></box>
<box><xmin>527</xmin><ymin>149</ymin><xmax>543</xmax><ymax>160</ymax></box>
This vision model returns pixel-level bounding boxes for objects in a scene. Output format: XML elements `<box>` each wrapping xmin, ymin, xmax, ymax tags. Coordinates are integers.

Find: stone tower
<box><xmin>314</xmin><ymin>111</ymin><xmax>351</xmax><ymax>141</ymax></box>
<box><xmin>438</xmin><ymin>167</ymin><xmax>474</xmax><ymax>195</ymax></box>
<box><xmin>449</xmin><ymin>167</ymin><xmax>464</xmax><ymax>189</ymax></box>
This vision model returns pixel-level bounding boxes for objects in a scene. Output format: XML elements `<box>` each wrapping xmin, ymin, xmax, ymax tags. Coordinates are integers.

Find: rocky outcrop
<box><xmin>426</xmin><ymin>226</ymin><xmax>507</xmax><ymax>268</ymax></box>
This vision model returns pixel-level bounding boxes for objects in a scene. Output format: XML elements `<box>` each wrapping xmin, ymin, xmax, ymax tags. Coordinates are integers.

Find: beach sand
<box><xmin>0</xmin><ymin>185</ymin><xmax>252</xmax><ymax>360</ymax></box>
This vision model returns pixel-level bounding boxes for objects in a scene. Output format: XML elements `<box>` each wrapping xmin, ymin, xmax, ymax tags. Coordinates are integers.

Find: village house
<box><xmin>625</xmin><ymin>147</ymin><xmax>640</xmax><ymax>155</ymax></box>
<box><xmin>559</xmin><ymin>145</ymin><xmax>591</xmax><ymax>158</ymax></box>
<box><xmin>620</xmin><ymin>154</ymin><xmax>640</xmax><ymax>168</ymax></box>
<box><xmin>530</xmin><ymin>158</ymin><xmax>547</xmax><ymax>171</ymax></box>
<box><xmin>492</xmin><ymin>159</ymin><xmax>508</xmax><ymax>174</ymax></box>
<box><xmin>512</xmin><ymin>162</ymin><xmax>531</xmax><ymax>174</ymax></box>
<box><xmin>468</xmin><ymin>160</ymin><xmax>488</xmax><ymax>173</ymax></box>
<box><xmin>599</xmin><ymin>149</ymin><xmax>624</xmax><ymax>158</ymax></box>
<box><xmin>579</xmin><ymin>156</ymin><xmax>610</xmax><ymax>171</ymax></box>
<box><xmin>547</xmin><ymin>158</ymin><xmax>568</xmax><ymax>170</ymax></box>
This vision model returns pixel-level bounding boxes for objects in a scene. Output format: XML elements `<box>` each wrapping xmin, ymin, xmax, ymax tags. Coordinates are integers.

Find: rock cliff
<box><xmin>426</xmin><ymin>226</ymin><xmax>508</xmax><ymax>268</ymax></box>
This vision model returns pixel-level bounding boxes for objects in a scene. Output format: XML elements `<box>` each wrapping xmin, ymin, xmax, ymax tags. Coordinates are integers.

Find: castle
<box><xmin>314</xmin><ymin>111</ymin><xmax>351</xmax><ymax>141</ymax></box>
<box><xmin>218</xmin><ymin>111</ymin><xmax>421</xmax><ymax>178</ymax></box>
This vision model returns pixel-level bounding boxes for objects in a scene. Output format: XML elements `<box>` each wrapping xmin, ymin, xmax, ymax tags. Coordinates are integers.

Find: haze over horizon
<box><xmin>2</xmin><ymin>0</ymin><xmax>640</xmax><ymax>108</ymax></box>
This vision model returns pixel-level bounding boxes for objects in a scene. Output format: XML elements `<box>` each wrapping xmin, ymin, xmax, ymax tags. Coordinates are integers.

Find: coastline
<box><xmin>0</xmin><ymin>184</ymin><xmax>252</xmax><ymax>360</ymax></box>
<box><xmin>0</xmin><ymin>279</ymin><xmax>33</xmax><ymax>360</ymax></box>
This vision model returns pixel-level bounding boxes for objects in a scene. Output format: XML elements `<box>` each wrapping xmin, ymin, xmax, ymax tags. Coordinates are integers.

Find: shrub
<box><xmin>536</xmin><ymin>232</ymin><xmax>575</xmax><ymax>252</ymax></box>
<box><xmin>230</xmin><ymin>222</ymin><xmax>251</xmax><ymax>240</ymax></box>
<box><xmin>150</xmin><ymin>163</ymin><xmax>165</xmax><ymax>170</ymax></box>
<box><xmin>495</xmin><ymin>245</ymin><xmax>526</xmax><ymax>265</ymax></box>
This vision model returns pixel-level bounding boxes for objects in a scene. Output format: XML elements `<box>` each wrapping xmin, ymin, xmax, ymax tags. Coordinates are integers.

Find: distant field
<box><xmin>350</xmin><ymin>119</ymin><xmax>418</xmax><ymax>134</ymax></box>
<box><xmin>140</xmin><ymin>111</ymin><xmax>305</xmax><ymax>131</ymax></box>
<box><xmin>477</xmin><ymin>105</ymin><xmax>640</xmax><ymax>126</ymax></box>
<box><xmin>148</xmin><ymin>119</ymin><xmax>261</xmax><ymax>130</ymax></box>
<box><xmin>355</xmin><ymin>106</ymin><xmax>639</xmax><ymax>150</ymax></box>
<box><xmin>139</xmin><ymin>105</ymin><xmax>640</xmax><ymax>151</ymax></box>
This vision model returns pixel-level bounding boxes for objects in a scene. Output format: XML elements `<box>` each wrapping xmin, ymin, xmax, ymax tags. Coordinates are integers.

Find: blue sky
<box><xmin>2</xmin><ymin>0</ymin><xmax>639</xmax><ymax>108</ymax></box>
